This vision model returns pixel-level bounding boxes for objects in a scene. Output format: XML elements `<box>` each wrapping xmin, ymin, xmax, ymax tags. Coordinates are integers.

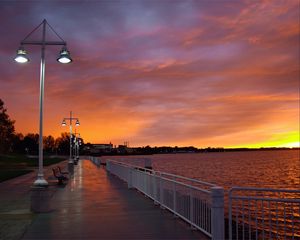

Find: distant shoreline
<box><xmin>200</xmin><ymin>147</ymin><xmax>300</xmax><ymax>152</ymax></box>
<box><xmin>91</xmin><ymin>147</ymin><xmax>299</xmax><ymax>156</ymax></box>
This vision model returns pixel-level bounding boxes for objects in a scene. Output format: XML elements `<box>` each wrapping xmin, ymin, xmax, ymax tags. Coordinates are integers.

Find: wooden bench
<box><xmin>57</xmin><ymin>166</ymin><xmax>68</xmax><ymax>175</ymax></box>
<box><xmin>52</xmin><ymin>167</ymin><xmax>68</xmax><ymax>185</ymax></box>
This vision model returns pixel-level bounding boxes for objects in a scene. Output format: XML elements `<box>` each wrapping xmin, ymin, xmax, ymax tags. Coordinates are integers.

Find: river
<box><xmin>103</xmin><ymin>149</ymin><xmax>300</xmax><ymax>190</ymax></box>
<box><xmin>101</xmin><ymin>149</ymin><xmax>300</xmax><ymax>238</ymax></box>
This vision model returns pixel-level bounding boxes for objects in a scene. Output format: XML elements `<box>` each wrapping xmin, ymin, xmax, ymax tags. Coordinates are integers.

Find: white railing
<box><xmin>89</xmin><ymin>156</ymin><xmax>103</xmax><ymax>167</ymax></box>
<box><xmin>228</xmin><ymin>187</ymin><xmax>300</xmax><ymax>240</ymax></box>
<box><xmin>105</xmin><ymin>159</ymin><xmax>224</xmax><ymax>240</ymax></box>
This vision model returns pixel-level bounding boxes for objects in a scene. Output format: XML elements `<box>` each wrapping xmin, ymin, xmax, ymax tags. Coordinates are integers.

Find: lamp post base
<box><xmin>33</xmin><ymin>176</ymin><xmax>48</xmax><ymax>187</ymax></box>
<box><xmin>68</xmin><ymin>162</ymin><xmax>74</xmax><ymax>175</ymax></box>
<box><xmin>68</xmin><ymin>159</ymin><xmax>74</xmax><ymax>164</ymax></box>
<box><xmin>30</xmin><ymin>186</ymin><xmax>51</xmax><ymax>213</ymax></box>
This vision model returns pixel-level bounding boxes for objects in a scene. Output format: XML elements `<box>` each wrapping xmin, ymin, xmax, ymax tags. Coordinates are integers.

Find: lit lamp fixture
<box><xmin>57</xmin><ymin>46</ymin><xmax>72</xmax><ymax>64</ymax></box>
<box><xmin>61</xmin><ymin>111</ymin><xmax>80</xmax><ymax>165</ymax></box>
<box><xmin>61</xmin><ymin>119</ymin><xmax>67</xmax><ymax>126</ymax></box>
<box><xmin>74</xmin><ymin>132</ymin><xmax>81</xmax><ymax>163</ymax></box>
<box><xmin>14</xmin><ymin>46</ymin><xmax>29</xmax><ymax>63</ymax></box>
<box><xmin>14</xmin><ymin>19</ymin><xmax>72</xmax><ymax>187</ymax></box>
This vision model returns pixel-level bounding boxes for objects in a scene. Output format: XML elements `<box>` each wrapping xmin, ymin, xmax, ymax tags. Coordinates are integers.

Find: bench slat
<box><xmin>52</xmin><ymin>167</ymin><xmax>68</xmax><ymax>184</ymax></box>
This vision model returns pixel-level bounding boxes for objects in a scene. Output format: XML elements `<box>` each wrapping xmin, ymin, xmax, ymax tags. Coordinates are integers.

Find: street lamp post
<box><xmin>73</xmin><ymin>131</ymin><xmax>81</xmax><ymax>164</ymax></box>
<box><xmin>15</xmin><ymin>19</ymin><xmax>72</xmax><ymax>187</ymax></box>
<box><xmin>77</xmin><ymin>134</ymin><xmax>82</xmax><ymax>161</ymax></box>
<box><xmin>61</xmin><ymin>111</ymin><xmax>80</xmax><ymax>166</ymax></box>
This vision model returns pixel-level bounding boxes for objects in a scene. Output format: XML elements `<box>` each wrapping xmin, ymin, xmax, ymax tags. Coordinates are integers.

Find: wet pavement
<box><xmin>22</xmin><ymin>159</ymin><xmax>208</xmax><ymax>239</ymax></box>
<box><xmin>0</xmin><ymin>160</ymin><xmax>68</xmax><ymax>240</ymax></box>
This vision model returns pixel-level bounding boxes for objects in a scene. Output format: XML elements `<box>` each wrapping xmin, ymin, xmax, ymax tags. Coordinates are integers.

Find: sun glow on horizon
<box><xmin>278</xmin><ymin>142</ymin><xmax>300</xmax><ymax>148</ymax></box>
<box><xmin>1</xmin><ymin>1</ymin><xmax>299</xmax><ymax>150</ymax></box>
<box><xmin>228</xmin><ymin>131</ymin><xmax>300</xmax><ymax>149</ymax></box>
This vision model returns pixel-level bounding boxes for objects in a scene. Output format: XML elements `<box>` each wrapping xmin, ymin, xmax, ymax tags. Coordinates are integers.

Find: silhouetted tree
<box><xmin>11</xmin><ymin>133</ymin><xmax>24</xmax><ymax>153</ymax></box>
<box><xmin>77</xmin><ymin>137</ymin><xmax>84</xmax><ymax>154</ymax></box>
<box><xmin>23</xmin><ymin>133</ymin><xmax>39</xmax><ymax>154</ymax></box>
<box><xmin>43</xmin><ymin>135</ymin><xmax>55</xmax><ymax>154</ymax></box>
<box><xmin>0</xmin><ymin>99</ymin><xmax>15</xmax><ymax>153</ymax></box>
<box><xmin>55</xmin><ymin>132</ymin><xmax>70</xmax><ymax>154</ymax></box>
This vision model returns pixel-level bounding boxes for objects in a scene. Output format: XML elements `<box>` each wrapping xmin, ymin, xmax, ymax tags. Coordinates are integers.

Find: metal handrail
<box><xmin>230</xmin><ymin>196</ymin><xmax>300</xmax><ymax>203</ymax></box>
<box><xmin>104</xmin><ymin>159</ymin><xmax>225</xmax><ymax>240</ymax></box>
<box><xmin>107</xmin><ymin>159</ymin><xmax>217</xmax><ymax>188</ymax></box>
<box><xmin>159</xmin><ymin>174</ymin><xmax>211</xmax><ymax>194</ymax></box>
<box><xmin>160</xmin><ymin>171</ymin><xmax>217</xmax><ymax>187</ymax></box>
<box><xmin>228</xmin><ymin>187</ymin><xmax>300</xmax><ymax>240</ymax></box>
<box><xmin>229</xmin><ymin>186</ymin><xmax>300</xmax><ymax>193</ymax></box>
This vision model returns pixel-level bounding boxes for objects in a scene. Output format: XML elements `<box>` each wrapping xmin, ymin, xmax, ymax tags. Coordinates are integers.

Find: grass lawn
<box><xmin>0</xmin><ymin>169</ymin><xmax>33</xmax><ymax>182</ymax></box>
<box><xmin>0</xmin><ymin>154</ymin><xmax>67</xmax><ymax>182</ymax></box>
<box><xmin>16</xmin><ymin>156</ymin><xmax>67</xmax><ymax>167</ymax></box>
<box><xmin>0</xmin><ymin>154</ymin><xmax>66</xmax><ymax>167</ymax></box>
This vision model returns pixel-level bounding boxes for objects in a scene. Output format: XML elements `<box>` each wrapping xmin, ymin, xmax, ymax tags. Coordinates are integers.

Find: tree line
<box><xmin>0</xmin><ymin>98</ymin><xmax>82</xmax><ymax>155</ymax></box>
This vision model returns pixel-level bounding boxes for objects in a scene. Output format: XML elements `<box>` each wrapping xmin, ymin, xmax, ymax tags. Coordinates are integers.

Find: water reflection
<box><xmin>102</xmin><ymin>150</ymin><xmax>300</xmax><ymax>238</ymax></box>
<box><xmin>103</xmin><ymin>150</ymin><xmax>300</xmax><ymax>190</ymax></box>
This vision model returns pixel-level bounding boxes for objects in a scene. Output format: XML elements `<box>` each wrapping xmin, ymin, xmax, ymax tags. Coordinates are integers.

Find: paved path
<box><xmin>23</xmin><ymin>159</ymin><xmax>208</xmax><ymax>239</ymax></box>
<box><xmin>0</xmin><ymin>160</ymin><xmax>68</xmax><ymax>240</ymax></box>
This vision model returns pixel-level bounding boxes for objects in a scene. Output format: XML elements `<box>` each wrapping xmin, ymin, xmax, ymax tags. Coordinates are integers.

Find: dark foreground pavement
<box><xmin>0</xmin><ymin>160</ymin><xmax>68</xmax><ymax>240</ymax></box>
<box><xmin>22</xmin><ymin>159</ymin><xmax>208</xmax><ymax>239</ymax></box>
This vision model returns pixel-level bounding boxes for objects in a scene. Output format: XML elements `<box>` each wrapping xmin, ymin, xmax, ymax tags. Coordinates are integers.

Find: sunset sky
<box><xmin>0</xmin><ymin>0</ymin><xmax>299</xmax><ymax>148</ymax></box>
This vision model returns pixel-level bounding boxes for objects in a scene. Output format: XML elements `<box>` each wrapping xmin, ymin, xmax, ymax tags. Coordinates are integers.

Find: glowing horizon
<box><xmin>0</xmin><ymin>0</ymin><xmax>299</xmax><ymax>148</ymax></box>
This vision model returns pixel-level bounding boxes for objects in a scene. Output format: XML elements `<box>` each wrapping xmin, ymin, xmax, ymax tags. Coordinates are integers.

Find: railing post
<box><xmin>106</xmin><ymin>160</ymin><xmax>111</xmax><ymax>172</ymax></box>
<box><xmin>228</xmin><ymin>189</ymin><xmax>233</xmax><ymax>240</ymax></box>
<box><xmin>211</xmin><ymin>186</ymin><xmax>224</xmax><ymax>240</ymax></box>
<box><xmin>128</xmin><ymin>167</ymin><xmax>133</xmax><ymax>189</ymax></box>
<box><xmin>153</xmin><ymin>171</ymin><xmax>159</xmax><ymax>205</ymax></box>
<box><xmin>144</xmin><ymin>158</ymin><xmax>152</xmax><ymax>169</ymax></box>
<box><xmin>190</xmin><ymin>188</ymin><xmax>195</xmax><ymax>228</ymax></box>
<box><xmin>160</xmin><ymin>173</ymin><xmax>164</xmax><ymax>208</ymax></box>
<box><xmin>144</xmin><ymin>170</ymin><xmax>147</xmax><ymax>194</ymax></box>
<box><xmin>173</xmin><ymin>176</ymin><xmax>177</xmax><ymax>216</ymax></box>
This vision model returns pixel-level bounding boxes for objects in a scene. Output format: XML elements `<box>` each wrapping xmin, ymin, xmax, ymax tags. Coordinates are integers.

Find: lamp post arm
<box><xmin>21</xmin><ymin>41</ymin><xmax>66</xmax><ymax>46</ymax></box>
<box><xmin>20</xmin><ymin>19</ymin><xmax>66</xmax><ymax>47</ymax></box>
<box><xmin>21</xmin><ymin>20</ymin><xmax>44</xmax><ymax>43</ymax></box>
<box><xmin>62</xmin><ymin>117</ymin><xmax>79</xmax><ymax>122</ymax></box>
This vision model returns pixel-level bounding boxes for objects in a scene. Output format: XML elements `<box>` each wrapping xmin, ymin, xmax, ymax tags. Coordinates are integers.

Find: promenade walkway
<box><xmin>0</xmin><ymin>160</ymin><xmax>69</xmax><ymax>240</ymax></box>
<box><xmin>22</xmin><ymin>159</ymin><xmax>208</xmax><ymax>239</ymax></box>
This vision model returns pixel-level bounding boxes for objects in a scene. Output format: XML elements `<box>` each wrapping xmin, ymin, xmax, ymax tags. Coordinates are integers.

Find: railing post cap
<box><xmin>211</xmin><ymin>186</ymin><xmax>223</xmax><ymax>190</ymax></box>
<box><xmin>211</xmin><ymin>186</ymin><xmax>224</xmax><ymax>195</ymax></box>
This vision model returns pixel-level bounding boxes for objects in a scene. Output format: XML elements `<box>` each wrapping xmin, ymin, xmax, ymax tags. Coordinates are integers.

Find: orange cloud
<box><xmin>1</xmin><ymin>0</ymin><xmax>298</xmax><ymax>148</ymax></box>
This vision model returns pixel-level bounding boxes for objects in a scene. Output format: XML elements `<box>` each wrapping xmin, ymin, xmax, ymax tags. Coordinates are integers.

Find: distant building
<box><xmin>89</xmin><ymin>143</ymin><xmax>113</xmax><ymax>154</ymax></box>
<box><xmin>117</xmin><ymin>144</ymin><xmax>127</xmax><ymax>154</ymax></box>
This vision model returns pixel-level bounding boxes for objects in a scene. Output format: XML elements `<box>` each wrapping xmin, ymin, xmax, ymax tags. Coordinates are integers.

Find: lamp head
<box><xmin>61</xmin><ymin>119</ymin><xmax>67</xmax><ymax>126</ymax></box>
<box><xmin>57</xmin><ymin>46</ymin><xmax>72</xmax><ymax>64</ymax></box>
<box><xmin>75</xmin><ymin>119</ymin><xmax>80</xmax><ymax>126</ymax></box>
<box><xmin>14</xmin><ymin>46</ymin><xmax>29</xmax><ymax>63</ymax></box>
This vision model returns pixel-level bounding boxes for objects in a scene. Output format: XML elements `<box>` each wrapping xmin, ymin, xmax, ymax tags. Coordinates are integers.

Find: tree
<box><xmin>55</xmin><ymin>132</ymin><xmax>70</xmax><ymax>155</ymax></box>
<box><xmin>11</xmin><ymin>133</ymin><xmax>24</xmax><ymax>153</ymax></box>
<box><xmin>43</xmin><ymin>135</ymin><xmax>55</xmax><ymax>153</ymax></box>
<box><xmin>23</xmin><ymin>133</ymin><xmax>39</xmax><ymax>154</ymax></box>
<box><xmin>0</xmin><ymin>99</ymin><xmax>15</xmax><ymax>153</ymax></box>
<box><xmin>78</xmin><ymin>137</ymin><xmax>84</xmax><ymax>154</ymax></box>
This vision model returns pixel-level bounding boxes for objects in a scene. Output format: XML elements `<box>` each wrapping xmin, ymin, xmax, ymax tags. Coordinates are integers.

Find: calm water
<box><xmin>104</xmin><ymin>149</ymin><xmax>300</xmax><ymax>190</ymax></box>
<box><xmin>103</xmin><ymin>150</ymin><xmax>300</xmax><ymax>238</ymax></box>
